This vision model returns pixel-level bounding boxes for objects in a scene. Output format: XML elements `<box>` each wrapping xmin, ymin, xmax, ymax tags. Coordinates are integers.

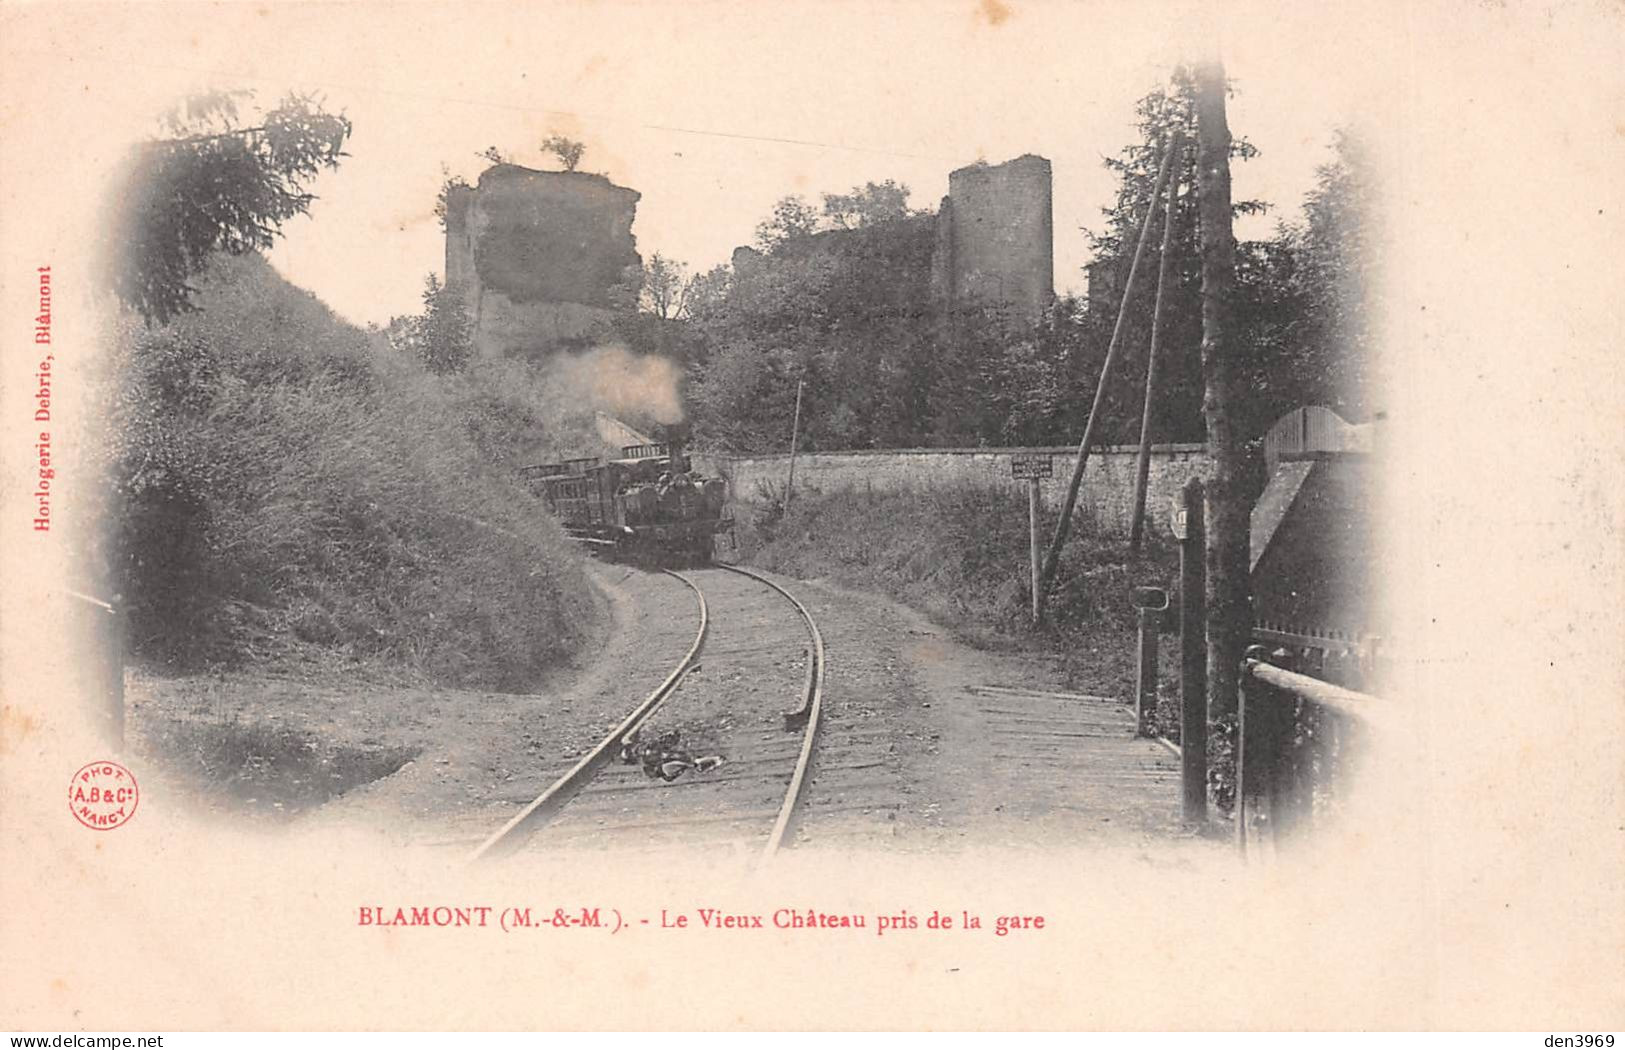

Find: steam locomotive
<box><xmin>521</xmin><ymin>433</ymin><xmax>733</xmax><ymax>563</ymax></box>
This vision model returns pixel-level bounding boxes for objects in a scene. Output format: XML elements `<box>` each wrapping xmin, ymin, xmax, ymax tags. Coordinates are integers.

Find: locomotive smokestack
<box><xmin>663</xmin><ymin>422</ymin><xmax>692</xmax><ymax>470</ymax></box>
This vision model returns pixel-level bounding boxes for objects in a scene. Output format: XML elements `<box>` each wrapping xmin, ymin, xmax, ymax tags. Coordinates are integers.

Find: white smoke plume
<box><xmin>545</xmin><ymin>344</ymin><xmax>684</xmax><ymax>425</ymax></box>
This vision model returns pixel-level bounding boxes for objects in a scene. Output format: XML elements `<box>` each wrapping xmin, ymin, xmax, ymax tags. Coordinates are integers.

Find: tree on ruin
<box><xmin>434</xmin><ymin>165</ymin><xmax>471</xmax><ymax>232</ymax></box>
<box><xmin>103</xmin><ymin>90</ymin><xmax>352</xmax><ymax>324</ymax></box>
<box><xmin>542</xmin><ymin>135</ymin><xmax>586</xmax><ymax>172</ymax></box>
<box><xmin>822</xmin><ymin>180</ymin><xmax>914</xmax><ymax>229</ymax></box>
<box><xmin>753</xmin><ymin>196</ymin><xmax>821</xmax><ymax>252</ymax></box>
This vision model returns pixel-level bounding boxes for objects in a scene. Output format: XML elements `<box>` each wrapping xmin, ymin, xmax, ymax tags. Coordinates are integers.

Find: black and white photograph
<box><xmin>1</xmin><ymin>0</ymin><xmax>1621</xmax><ymax>1036</ymax></box>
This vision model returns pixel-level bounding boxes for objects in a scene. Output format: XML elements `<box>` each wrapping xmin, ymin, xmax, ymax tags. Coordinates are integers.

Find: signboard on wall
<box><xmin>1170</xmin><ymin>497</ymin><xmax>1189</xmax><ymax>540</ymax></box>
<box><xmin>1011</xmin><ymin>454</ymin><xmax>1053</xmax><ymax>480</ymax></box>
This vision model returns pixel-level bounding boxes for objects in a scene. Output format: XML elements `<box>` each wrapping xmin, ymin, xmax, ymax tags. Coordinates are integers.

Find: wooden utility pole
<box><xmin>783</xmin><ymin>378</ymin><xmax>805</xmax><ymax>514</ymax></box>
<box><xmin>1194</xmin><ymin>61</ymin><xmax>1250</xmax><ymax>721</ymax></box>
<box><xmin>1129</xmin><ymin>131</ymin><xmax>1184</xmax><ymax>551</ymax></box>
<box><xmin>1027</xmin><ymin>477</ymin><xmax>1042</xmax><ymax>625</ymax></box>
<box><xmin>1037</xmin><ymin>139</ymin><xmax>1178</xmax><ymax>613</ymax></box>
<box><xmin>1176</xmin><ymin>479</ymin><xmax>1208</xmax><ymax>822</ymax></box>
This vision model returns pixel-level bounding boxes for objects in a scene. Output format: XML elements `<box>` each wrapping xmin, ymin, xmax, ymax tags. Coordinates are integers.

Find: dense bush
<box><xmin>99</xmin><ymin>253</ymin><xmax>598</xmax><ymax>690</ymax></box>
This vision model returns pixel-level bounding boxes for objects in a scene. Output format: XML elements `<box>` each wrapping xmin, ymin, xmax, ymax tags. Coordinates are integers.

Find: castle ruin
<box><xmin>933</xmin><ymin>154</ymin><xmax>1055</xmax><ymax>324</ymax></box>
<box><xmin>444</xmin><ymin>164</ymin><xmax>641</xmax><ymax>358</ymax></box>
<box><xmin>442</xmin><ymin>153</ymin><xmax>1054</xmax><ymax>357</ymax></box>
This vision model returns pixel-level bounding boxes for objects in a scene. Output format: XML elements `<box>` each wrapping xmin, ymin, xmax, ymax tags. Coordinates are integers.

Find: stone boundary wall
<box><xmin>693</xmin><ymin>443</ymin><xmax>1209</xmax><ymax>538</ymax></box>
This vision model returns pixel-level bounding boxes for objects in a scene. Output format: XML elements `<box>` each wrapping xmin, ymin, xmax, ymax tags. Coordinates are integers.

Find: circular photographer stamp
<box><xmin>68</xmin><ymin>761</ymin><xmax>140</xmax><ymax>830</ymax></box>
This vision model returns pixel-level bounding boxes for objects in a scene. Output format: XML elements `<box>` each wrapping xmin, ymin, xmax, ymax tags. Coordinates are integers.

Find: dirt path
<box><xmin>777</xmin><ymin>573</ymin><xmax>1207</xmax><ymax>854</ymax></box>
<box><xmin>131</xmin><ymin>561</ymin><xmax>1216</xmax><ymax>859</ymax></box>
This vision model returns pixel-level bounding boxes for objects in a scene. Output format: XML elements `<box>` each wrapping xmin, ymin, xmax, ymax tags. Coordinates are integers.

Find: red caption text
<box><xmin>358</xmin><ymin>904</ymin><xmax>1047</xmax><ymax>937</ymax></box>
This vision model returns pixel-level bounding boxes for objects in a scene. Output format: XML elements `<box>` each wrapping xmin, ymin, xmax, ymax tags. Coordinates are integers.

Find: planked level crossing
<box><xmin>963</xmin><ymin>684</ymin><xmax>1185</xmax><ymax>838</ymax></box>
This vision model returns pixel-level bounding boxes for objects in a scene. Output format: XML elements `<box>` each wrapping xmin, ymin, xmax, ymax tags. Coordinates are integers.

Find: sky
<box><xmin>3</xmin><ymin>1</ymin><xmax>1396</xmax><ymax>328</ymax></box>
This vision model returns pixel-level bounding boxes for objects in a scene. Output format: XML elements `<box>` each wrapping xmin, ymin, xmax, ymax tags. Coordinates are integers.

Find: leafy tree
<box><xmin>753</xmin><ymin>182</ymin><xmax>915</xmax><ymax>253</ymax></box>
<box><xmin>922</xmin><ymin>299</ymin><xmax>1082</xmax><ymax>449</ymax></box>
<box><xmin>690</xmin><ymin>339</ymin><xmax>800</xmax><ymax>453</ymax></box>
<box><xmin>480</xmin><ymin>145</ymin><xmax>511</xmax><ymax>165</ymax></box>
<box><xmin>104</xmin><ymin>90</ymin><xmax>351</xmax><ymax>324</ymax></box>
<box><xmin>822</xmin><ymin>180</ymin><xmax>914</xmax><ymax>229</ymax></box>
<box><xmin>753</xmin><ymin>196</ymin><xmax>821</xmax><ymax>252</ymax></box>
<box><xmin>638</xmin><ymin>252</ymin><xmax>692</xmax><ymax>320</ymax></box>
<box><xmin>1082</xmin><ymin>77</ymin><xmax>1381</xmax><ymax>461</ymax></box>
<box><xmin>415</xmin><ymin>274</ymin><xmax>474</xmax><ymax>375</ymax></box>
<box><xmin>691</xmin><ymin>199</ymin><xmax>957</xmax><ymax>451</ymax></box>
<box><xmin>1076</xmin><ymin>68</ymin><xmax>1268</xmax><ymax>448</ymax></box>
<box><xmin>1088</xmin><ymin>70</ymin><xmax>1265</xmax><ymax>262</ymax></box>
<box><xmin>542</xmin><ymin>134</ymin><xmax>586</xmax><ymax>172</ymax></box>
<box><xmin>1280</xmin><ymin>130</ymin><xmax>1378</xmax><ymax>418</ymax></box>
<box><xmin>683</xmin><ymin>264</ymin><xmax>733</xmax><ymax>324</ymax></box>
<box><xmin>1213</xmin><ymin>128</ymin><xmax>1380</xmax><ymax>467</ymax></box>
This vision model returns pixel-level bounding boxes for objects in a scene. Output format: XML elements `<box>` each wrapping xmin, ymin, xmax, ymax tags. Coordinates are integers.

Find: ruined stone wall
<box><xmin>723</xmin><ymin>155</ymin><xmax>1054</xmax><ymax>330</ymax></box>
<box><xmin>694</xmin><ymin>443</ymin><xmax>1208</xmax><ymax>538</ymax></box>
<box><xmin>940</xmin><ymin>154</ymin><xmax>1054</xmax><ymax>323</ymax></box>
<box><xmin>470</xmin><ymin>298</ymin><xmax>618</xmax><ymax>359</ymax></box>
<box><xmin>444</xmin><ymin>164</ymin><xmax>641</xmax><ymax>358</ymax></box>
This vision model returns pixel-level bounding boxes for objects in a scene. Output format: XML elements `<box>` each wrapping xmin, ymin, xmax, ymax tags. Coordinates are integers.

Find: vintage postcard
<box><xmin>1</xmin><ymin>0</ymin><xmax>1621</xmax><ymax>1034</ymax></box>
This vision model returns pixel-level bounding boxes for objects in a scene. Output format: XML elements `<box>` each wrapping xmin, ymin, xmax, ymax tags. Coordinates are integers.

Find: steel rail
<box><xmin>713</xmin><ymin>563</ymin><xmax>826</xmax><ymax>861</ymax></box>
<box><xmin>467</xmin><ymin>569</ymin><xmax>708</xmax><ymax>862</ymax></box>
<box><xmin>469</xmin><ymin>564</ymin><xmax>826</xmax><ymax>863</ymax></box>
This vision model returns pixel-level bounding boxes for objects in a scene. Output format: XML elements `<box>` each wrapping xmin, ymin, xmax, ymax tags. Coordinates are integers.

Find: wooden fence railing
<box><xmin>1235</xmin><ymin>644</ymin><xmax>1385</xmax><ymax>856</ymax></box>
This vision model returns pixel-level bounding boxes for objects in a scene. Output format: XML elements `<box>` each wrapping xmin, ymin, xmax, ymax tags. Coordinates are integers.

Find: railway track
<box><xmin>469</xmin><ymin>564</ymin><xmax>826</xmax><ymax>862</ymax></box>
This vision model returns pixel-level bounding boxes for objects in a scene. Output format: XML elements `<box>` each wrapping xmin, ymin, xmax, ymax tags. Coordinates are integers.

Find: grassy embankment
<box><xmin>736</xmin><ymin>482</ymin><xmax>1187</xmax><ymax>734</ymax></box>
<box><xmin>100</xmin><ymin>254</ymin><xmax>605</xmax><ymax>813</ymax></box>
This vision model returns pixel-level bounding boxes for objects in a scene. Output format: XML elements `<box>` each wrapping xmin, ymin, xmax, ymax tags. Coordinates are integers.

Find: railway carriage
<box><xmin>522</xmin><ymin>440</ymin><xmax>733</xmax><ymax>563</ymax></box>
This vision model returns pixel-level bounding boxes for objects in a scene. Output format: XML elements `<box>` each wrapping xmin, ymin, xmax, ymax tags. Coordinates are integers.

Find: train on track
<box><xmin>521</xmin><ymin>433</ymin><xmax>734</xmax><ymax>564</ymax></box>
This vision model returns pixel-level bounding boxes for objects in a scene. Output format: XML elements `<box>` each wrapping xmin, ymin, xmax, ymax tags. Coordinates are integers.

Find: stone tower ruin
<box><xmin>932</xmin><ymin>154</ymin><xmax>1054</xmax><ymax>324</ymax></box>
<box><xmin>444</xmin><ymin>163</ymin><xmax>642</xmax><ymax>359</ymax></box>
